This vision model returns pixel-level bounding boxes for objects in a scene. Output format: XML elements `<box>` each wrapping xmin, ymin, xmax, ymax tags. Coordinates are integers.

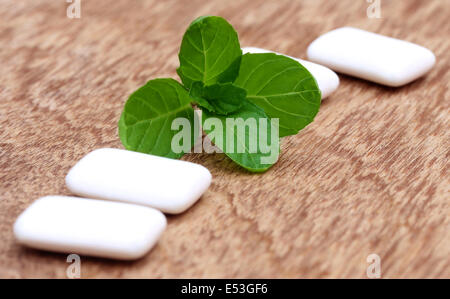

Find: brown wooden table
<box><xmin>0</xmin><ymin>0</ymin><xmax>448</xmax><ymax>278</ymax></box>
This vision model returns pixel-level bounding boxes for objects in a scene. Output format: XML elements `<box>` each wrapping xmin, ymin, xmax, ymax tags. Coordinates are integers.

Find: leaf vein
<box><xmin>249</xmin><ymin>96</ymin><xmax>312</xmax><ymax>119</ymax></box>
<box><xmin>239</xmin><ymin>58</ymin><xmax>281</xmax><ymax>87</ymax></box>
<box><xmin>254</xmin><ymin>66</ymin><xmax>298</xmax><ymax>95</ymax></box>
<box><xmin>186</xmin><ymin>35</ymin><xmax>203</xmax><ymax>53</ymax></box>
<box><xmin>207</xmin><ymin>33</ymin><xmax>231</xmax><ymax>78</ymax></box>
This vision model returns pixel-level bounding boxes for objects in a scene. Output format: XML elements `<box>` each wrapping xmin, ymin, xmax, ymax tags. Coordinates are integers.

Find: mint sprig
<box><xmin>118</xmin><ymin>16</ymin><xmax>321</xmax><ymax>172</ymax></box>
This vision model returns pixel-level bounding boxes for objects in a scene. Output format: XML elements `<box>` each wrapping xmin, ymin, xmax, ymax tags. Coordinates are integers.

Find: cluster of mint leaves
<box><xmin>119</xmin><ymin>16</ymin><xmax>321</xmax><ymax>172</ymax></box>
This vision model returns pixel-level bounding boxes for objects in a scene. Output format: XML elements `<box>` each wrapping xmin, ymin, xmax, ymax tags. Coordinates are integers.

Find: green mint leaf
<box><xmin>202</xmin><ymin>101</ymin><xmax>280</xmax><ymax>172</ymax></box>
<box><xmin>234</xmin><ymin>53</ymin><xmax>321</xmax><ymax>137</ymax></box>
<box><xmin>190</xmin><ymin>81</ymin><xmax>246</xmax><ymax>115</ymax></box>
<box><xmin>177</xmin><ymin>16</ymin><xmax>242</xmax><ymax>88</ymax></box>
<box><xmin>118</xmin><ymin>78</ymin><xmax>195</xmax><ymax>159</ymax></box>
<box><xmin>118</xmin><ymin>112</ymin><xmax>129</xmax><ymax>148</ymax></box>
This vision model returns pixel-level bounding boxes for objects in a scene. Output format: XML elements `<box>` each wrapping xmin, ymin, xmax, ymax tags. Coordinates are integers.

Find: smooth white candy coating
<box><xmin>242</xmin><ymin>47</ymin><xmax>340</xmax><ymax>99</ymax></box>
<box><xmin>14</xmin><ymin>196</ymin><xmax>167</xmax><ymax>260</ymax></box>
<box><xmin>66</xmin><ymin>148</ymin><xmax>212</xmax><ymax>214</ymax></box>
<box><xmin>306</xmin><ymin>27</ymin><xmax>436</xmax><ymax>87</ymax></box>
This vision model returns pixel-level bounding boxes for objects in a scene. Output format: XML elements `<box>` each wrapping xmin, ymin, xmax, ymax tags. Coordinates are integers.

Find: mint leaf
<box><xmin>202</xmin><ymin>101</ymin><xmax>280</xmax><ymax>172</ymax></box>
<box><xmin>177</xmin><ymin>16</ymin><xmax>242</xmax><ymax>88</ymax></box>
<box><xmin>234</xmin><ymin>53</ymin><xmax>321</xmax><ymax>137</ymax></box>
<box><xmin>118</xmin><ymin>112</ymin><xmax>129</xmax><ymax>148</ymax></box>
<box><xmin>190</xmin><ymin>81</ymin><xmax>246</xmax><ymax>115</ymax></box>
<box><xmin>119</xmin><ymin>78</ymin><xmax>195</xmax><ymax>158</ymax></box>
<box><xmin>118</xmin><ymin>16</ymin><xmax>323</xmax><ymax>173</ymax></box>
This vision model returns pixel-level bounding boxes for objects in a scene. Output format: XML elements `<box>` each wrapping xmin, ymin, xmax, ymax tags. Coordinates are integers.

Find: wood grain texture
<box><xmin>0</xmin><ymin>0</ymin><xmax>449</xmax><ymax>278</ymax></box>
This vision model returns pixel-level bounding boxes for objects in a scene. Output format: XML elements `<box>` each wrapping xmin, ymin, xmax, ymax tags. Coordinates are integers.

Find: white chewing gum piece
<box><xmin>306</xmin><ymin>27</ymin><xmax>436</xmax><ymax>87</ymax></box>
<box><xmin>242</xmin><ymin>47</ymin><xmax>340</xmax><ymax>99</ymax></box>
<box><xmin>66</xmin><ymin>148</ymin><xmax>212</xmax><ymax>214</ymax></box>
<box><xmin>14</xmin><ymin>196</ymin><xmax>167</xmax><ymax>260</ymax></box>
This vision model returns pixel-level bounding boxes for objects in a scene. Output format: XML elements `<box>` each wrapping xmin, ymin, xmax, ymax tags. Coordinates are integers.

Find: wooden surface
<box><xmin>0</xmin><ymin>0</ymin><xmax>449</xmax><ymax>278</ymax></box>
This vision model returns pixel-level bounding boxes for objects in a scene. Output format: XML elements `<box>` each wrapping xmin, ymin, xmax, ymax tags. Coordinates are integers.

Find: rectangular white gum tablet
<box><xmin>242</xmin><ymin>46</ymin><xmax>340</xmax><ymax>99</ymax></box>
<box><xmin>14</xmin><ymin>196</ymin><xmax>167</xmax><ymax>260</ymax></box>
<box><xmin>66</xmin><ymin>148</ymin><xmax>212</xmax><ymax>214</ymax></box>
<box><xmin>306</xmin><ymin>27</ymin><xmax>436</xmax><ymax>87</ymax></box>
